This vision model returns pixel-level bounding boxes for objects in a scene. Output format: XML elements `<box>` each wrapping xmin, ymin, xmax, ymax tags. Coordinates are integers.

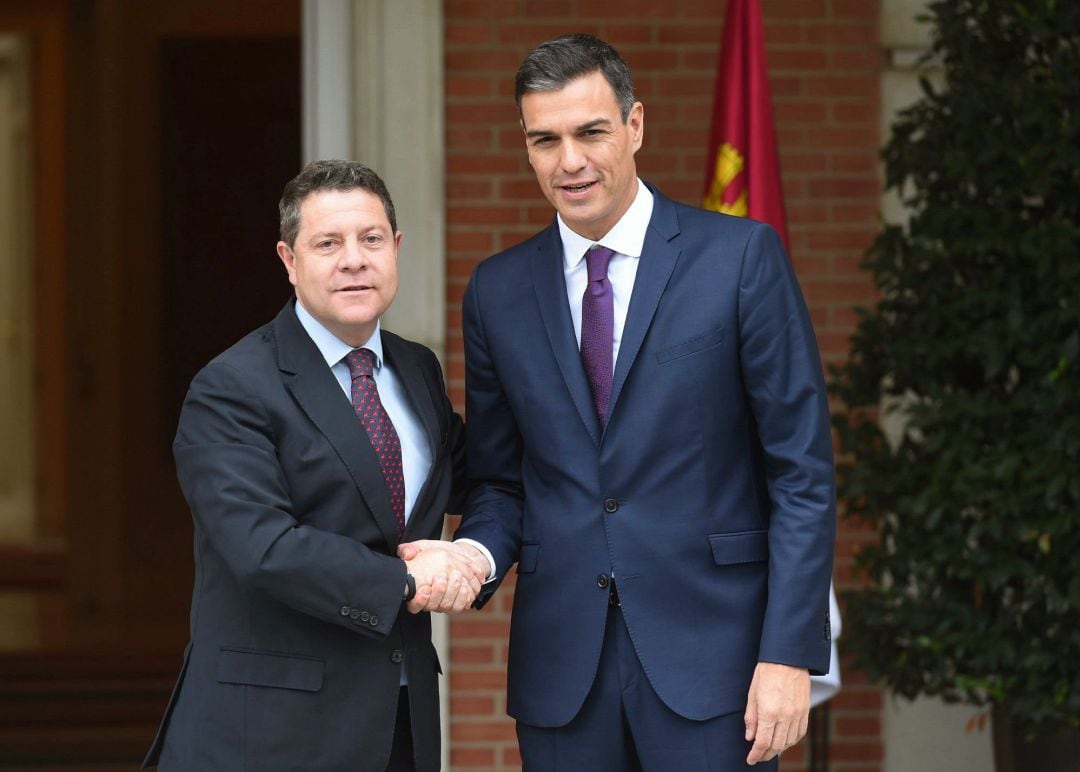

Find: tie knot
<box><xmin>585</xmin><ymin>246</ymin><xmax>615</xmax><ymax>283</ymax></box>
<box><xmin>344</xmin><ymin>348</ymin><xmax>377</xmax><ymax>379</ymax></box>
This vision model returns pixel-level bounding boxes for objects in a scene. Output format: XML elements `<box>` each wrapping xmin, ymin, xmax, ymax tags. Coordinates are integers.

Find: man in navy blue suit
<box><xmin>403</xmin><ymin>34</ymin><xmax>835</xmax><ymax>770</ymax></box>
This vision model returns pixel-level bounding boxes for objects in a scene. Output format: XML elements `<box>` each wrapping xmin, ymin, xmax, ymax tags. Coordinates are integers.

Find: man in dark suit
<box><xmin>403</xmin><ymin>34</ymin><xmax>835</xmax><ymax>770</ymax></box>
<box><xmin>144</xmin><ymin>160</ymin><xmax>486</xmax><ymax>771</ymax></box>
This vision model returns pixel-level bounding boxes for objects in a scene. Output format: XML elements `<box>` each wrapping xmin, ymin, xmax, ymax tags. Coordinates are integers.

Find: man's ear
<box><xmin>276</xmin><ymin>241</ymin><xmax>298</xmax><ymax>286</ymax></box>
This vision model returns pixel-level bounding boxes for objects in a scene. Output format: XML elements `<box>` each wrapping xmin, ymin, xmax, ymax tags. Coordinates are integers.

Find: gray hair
<box><xmin>278</xmin><ymin>160</ymin><xmax>397</xmax><ymax>247</ymax></box>
<box><xmin>514</xmin><ymin>33</ymin><xmax>636</xmax><ymax>121</ymax></box>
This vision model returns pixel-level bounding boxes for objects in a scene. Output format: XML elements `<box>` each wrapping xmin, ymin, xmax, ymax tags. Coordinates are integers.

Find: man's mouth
<box><xmin>560</xmin><ymin>181</ymin><xmax>596</xmax><ymax>193</ymax></box>
<box><xmin>338</xmin><ymin>285</ymin><xmax>372</xmax><ymax>292</ymax></box>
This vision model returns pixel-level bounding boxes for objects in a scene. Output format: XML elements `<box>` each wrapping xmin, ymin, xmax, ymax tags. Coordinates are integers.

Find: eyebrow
<box><xmin>524</xmin><ymin>118</ymin><xmax>613</xmax><ymax>140</ymax></box>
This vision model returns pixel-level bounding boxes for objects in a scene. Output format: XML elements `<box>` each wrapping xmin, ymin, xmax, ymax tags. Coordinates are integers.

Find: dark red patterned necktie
<box><xmin>345</xmin><ymin>348</ymin><xmax>405</xmax><ymax>536</ymax></box>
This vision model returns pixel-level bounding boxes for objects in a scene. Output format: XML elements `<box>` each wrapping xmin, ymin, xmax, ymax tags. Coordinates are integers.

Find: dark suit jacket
<box><xmin>455</xmin><ymin>185</ymin><xmax>836</xmax><ymax>729</ymax></box>
<box><xmin>144</xmin><ymin>300</ymin><xmax>465</xmax><ymax>771</ymax></box>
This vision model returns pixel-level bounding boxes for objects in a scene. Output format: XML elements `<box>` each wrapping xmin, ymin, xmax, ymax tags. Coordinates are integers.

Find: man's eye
<box><xmin>365</xmin><ymin>235</ymin><xmax>383</xmax><ymax>245</ymax></box>
<box><xmin>533</xmin><ymin>137</ymin><xmax>554</xmax><ymax>147</ymax></box>
<box><xmin>317</xmin><ymin>240</ymin><xmax>334</xmax><ymax>249</ymax></box>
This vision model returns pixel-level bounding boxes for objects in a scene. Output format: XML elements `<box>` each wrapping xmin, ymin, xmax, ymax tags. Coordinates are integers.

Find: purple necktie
<box><xmin>580</xmin><ymin>246</ymin><xmax>616</xmax><ymax>428</ymax></box>
<box><xmin>345</xmin><ymin>348</ymin><xmax>406</xmax><ymax>536</ymax></box>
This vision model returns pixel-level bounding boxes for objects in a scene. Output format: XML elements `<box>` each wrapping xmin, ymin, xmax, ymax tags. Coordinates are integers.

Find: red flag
<box><xmin>702</xmin><ymin>0</ymin><xmax>789</xmax><ymax>251</ymax></box>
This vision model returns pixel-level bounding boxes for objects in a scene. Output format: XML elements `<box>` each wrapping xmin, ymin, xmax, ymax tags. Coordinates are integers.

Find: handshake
<box><xmin>397</xmin><ymin>540</ymin><xmax>491</xmax><ymax>615</ymax></box>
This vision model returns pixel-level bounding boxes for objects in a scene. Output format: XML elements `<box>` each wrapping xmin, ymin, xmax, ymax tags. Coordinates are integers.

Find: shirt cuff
<box><xmin>455</xmin><ymin>538</ymin><xmax>497</xmax><ymax>583</ymax></box>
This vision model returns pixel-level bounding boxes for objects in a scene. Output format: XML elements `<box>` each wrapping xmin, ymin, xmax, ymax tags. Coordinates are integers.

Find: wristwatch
<box><xmin>403</xmin><ymin>573</ymin><xmax>417</xmax><ymax>602</ymax></box>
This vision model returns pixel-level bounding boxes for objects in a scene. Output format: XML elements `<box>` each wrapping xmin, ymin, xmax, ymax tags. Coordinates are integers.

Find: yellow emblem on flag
<box><xmin>703</xmin><ymin>142</ymin><xmax>748</xmax><ymax>217</ymax></box>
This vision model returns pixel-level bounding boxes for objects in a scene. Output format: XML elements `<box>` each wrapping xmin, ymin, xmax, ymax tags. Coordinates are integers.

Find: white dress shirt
<box><xmin>559</xmin><ymin>178</ymin><xmax>654</xmax><ymax>362</ymax></box>
<box><xmin>294</xmin><ymin>301</ymin><xmax>433</xmax><ymax>522</ymax></box>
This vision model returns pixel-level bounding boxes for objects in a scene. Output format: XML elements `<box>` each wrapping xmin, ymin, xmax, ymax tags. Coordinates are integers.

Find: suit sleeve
<box><xmin>424</xmin><ymin>346</ymin><xmax>468</xmax><ymax>516</ymax></box>
<box><xmin>453</xmin><ymin>266</ymin><xmax>525</xmax><ymax>605</ymax></box>
<box><xmin>174</xmin><ymin>360</ymin><xmax>407</xmax><ymax>638</ymax></box>
<box><xmin>737</xmin><ymin>222</ymin><xmax>836</xmax><ymax>674</ymax></box>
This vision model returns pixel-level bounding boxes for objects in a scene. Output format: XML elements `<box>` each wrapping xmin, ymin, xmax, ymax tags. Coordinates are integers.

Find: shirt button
<box><xmin>597</xmin><ymin>574</ymin><xmax>609</xmax><ymax>589</ymax></box>
<box><xmin>391</xmin><ymin>649</ymin><xmax>403</xmax><ymax>664</ymax></box>
<box><xmin>603</xmin><ymin>498</ymin><xmax>618</xmax><ymax>513</ymax></box>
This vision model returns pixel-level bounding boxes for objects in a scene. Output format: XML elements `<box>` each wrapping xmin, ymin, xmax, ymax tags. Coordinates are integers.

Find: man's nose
<box><xmin>559</xmin><ymin>141</ymin><xmax>587</xmax><ymax>174</ymax></box>
<box><xmin>338</xmin><ymin>239</ymin><xmax>367</xmax><ymax>270</ymax></box>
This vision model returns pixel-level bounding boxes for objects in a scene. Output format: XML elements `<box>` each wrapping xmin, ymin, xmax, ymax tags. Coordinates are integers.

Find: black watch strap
<box><xmin>403</xmin><ymin>573</ymin><xmax>417</xmax><ymax>602</ymax></box>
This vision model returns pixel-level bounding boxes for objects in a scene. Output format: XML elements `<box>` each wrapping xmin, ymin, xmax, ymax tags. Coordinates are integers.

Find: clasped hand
<box><xmin>397</xmin><ymin>540</ymin><xmax>489</xmax><ymax>614</ymax></box>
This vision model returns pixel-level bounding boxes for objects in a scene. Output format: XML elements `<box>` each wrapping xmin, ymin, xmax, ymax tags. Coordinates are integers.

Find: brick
<box><xmin>451</xmin><ymin>644</ymin><xmax>498</xmax><ymax>664</ymax></box>
<box><xmin>808</xmin><ymin>177</ymin><xmax>880</xmax><ymax>198</ymax></box>
<box><xmin>605</xmin><ymin>23</ymin><xmax>656</xmax><ymax>44</ymax></box>
<box><xmin>525</xmin><ymin>0</ymin><xmax>575</xmax><ymax>15</ymax></box>
<box><xmin>835</xmin><ymin>711</ymin><xmax>881</xmax><ymax>736</ymax></box>
<box><xmin>768</xmin><ymin>47</ymin><xmax>829</xmax><ymax>71</ymax></box>
<box><xmin>447</xmin><ymin>179</ymin><xmax>495</xmax><ymax>201</ymax></box>
<box><xmin>446</xmin><ymin>74</ymin><xmax>496</xmax><ymax>99</ymax></box>
<box><xmin>806</xmin><ymin>22</ymin><xmax>877</xmax><ymax>46</ymax></box>
<box><xmin>579</xmin><ymin>0</ymin><xmax>671</xmax><ymax>16</ymax></box>
<box><xmin>450</xmin><ymin>720</ymin><xmax>519</xmax><ymax>742</ymax></box>
<box><xmin>499</xmin><ymin>22</ymin><xmax>601</xmax><ymax>44</ymax></box>
<box><xmin>451</xmin><ymin>695</ymin><xmax>497</xmax><ymax>715</ymax></box>
<box><xmin>768</xmin><ymin>0</ymin><xmax>827</xmax><ymax>19</ymax></box>
<box><xmin>446</xmin><ymin>22</ymin><xmax>493</xmax><ymax>45</ymax></box>
<box><xmin>450</xmin><ymin>747</ymin><xmax>496</xmax><ymax>767</ymax></box>
<box><xmin>447</xmin><ymin>230</ymin><xmax>494</xmax><ymax>251</ymax></box>
<box><xmin>657</xmin><ymin>24</ymin><xmax>723</xmax><ymax>45</ymax></box>
<box><xmin>450</xmin><ymin>669</ymin><xmax>509</xmax><ymax>691</ymax></box>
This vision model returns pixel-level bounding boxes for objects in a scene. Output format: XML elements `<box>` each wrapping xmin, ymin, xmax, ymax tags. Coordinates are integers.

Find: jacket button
<box><xmin>360</xmin><ymin>611</ymin><xmax>370</xmax><ymax>622</ymax></box>
<box><xmin>349</xmin><ymin>610</ymin><xmax>361</xmax><ymax>621</ymax></box>
<box><xmin>391</xmin><ymin>649</ymin><xmax>403</xmax><ymax>664</ymax></box>
<box><xmin>597</xmin><ymin>574</ymin><xmax>609</xmax><ymax>589</ymax></box>
<box><xmin>603</xmin><ymin>498</ymin><xmax>618</xmax><ymax>513</ymax></box>
<box><xmin>340</xmin><ymin>606</ymin><xmax>351</xmax><ymax>616</ymax></box>
<box><xmin>369</xmin><ymin>614</ymin><xmax>379</xmax><ymax>626</ymax></box>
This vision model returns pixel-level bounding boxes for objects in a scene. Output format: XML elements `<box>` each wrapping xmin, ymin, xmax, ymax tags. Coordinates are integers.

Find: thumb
<box><xmin>398</xmin><ymin>542</ymin><xmax>422</xmax><ymax>560</ymax></box>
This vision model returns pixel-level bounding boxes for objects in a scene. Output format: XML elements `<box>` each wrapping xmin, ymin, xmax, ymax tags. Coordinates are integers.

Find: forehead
<box><xmin>520</xmin><ymin>71</ymin><xmax>622</xmax><ymax>130</ymax></box>
<box><xmin>298</xmin><ymin>188</ymin><xmax>390</xmax><ymax>232</ymax></box>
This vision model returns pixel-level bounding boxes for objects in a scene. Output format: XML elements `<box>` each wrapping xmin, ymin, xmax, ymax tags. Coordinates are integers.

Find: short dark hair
<box><xmin>278</xmin><ymin>160</ymin><xmax>397</xmax><ymax>247</ymax></box>
<box><xmin>514</xmin><ymin>33</ymin><xmax>636</xmax><ymax>121</ymax></box>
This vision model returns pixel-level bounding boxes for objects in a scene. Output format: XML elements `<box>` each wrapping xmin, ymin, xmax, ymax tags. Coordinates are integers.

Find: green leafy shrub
<box><xmin>830</xmin><ymin>0</ymin><xmax>1080</xmax><ymax>732</ymax></box>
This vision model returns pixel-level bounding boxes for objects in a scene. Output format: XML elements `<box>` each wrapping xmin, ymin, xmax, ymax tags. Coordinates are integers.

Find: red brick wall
<box><xmin>444</xmin><ymin>1</ymin><xmax>883</xmax><ymax>769</ymax></box>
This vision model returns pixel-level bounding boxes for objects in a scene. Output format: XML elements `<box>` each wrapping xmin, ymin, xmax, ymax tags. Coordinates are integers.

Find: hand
<box><xmin>744</xmin><ymin>662</ymin><xmax>810</xmax><ymax>765</ymax></box>
<box><xmin>398</xmin><ymin>540</ymin><xmax>488</xmax><ymax>614</ymax></box>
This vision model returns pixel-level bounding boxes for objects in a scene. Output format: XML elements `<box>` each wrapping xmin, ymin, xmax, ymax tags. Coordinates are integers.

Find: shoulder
<box><xmin>381</xmin><ymin>329</ymin><xmax>442</xmax><ymax>377</ymax></box>
<box><xmin>473</xmin><ymin>224</ymin><xmax>553</xmax><ymax>278</ymax></box>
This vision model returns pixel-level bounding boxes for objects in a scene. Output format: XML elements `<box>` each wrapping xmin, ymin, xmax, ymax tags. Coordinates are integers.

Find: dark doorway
<box><xmin>160</xmin><ymin>37</ymin><xmax>300</xmax><ymax>438</ymax></box>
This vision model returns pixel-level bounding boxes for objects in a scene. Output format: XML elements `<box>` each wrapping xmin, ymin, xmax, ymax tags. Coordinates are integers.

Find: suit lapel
<box><xmin>381</xmin><ymin>332</ymin><xmax>442</xmax><ymax>536</ymax></box>
<box><xmin>531</xmin><ymin>224</ymin><xmax>603</xmax><ymax>446</ymax></box>
<box><xmin>609</xmin><ymin>189</ymin><xmax>681</xmax><ymax>423</ymax></box>
<box><xmin>273</xmin><ymin>302</ymin><xmax>402</xmax><ymax>549</ymax></box>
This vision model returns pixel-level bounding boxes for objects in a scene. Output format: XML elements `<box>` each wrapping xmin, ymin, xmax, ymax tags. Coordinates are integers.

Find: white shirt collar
<box><xmin>558</xmin><ymin>178</ymin><xmax>654</xmax><ymax>269</ymax></box>
<box><xmin>294</xmin><ymin>299</ymin><xmax>384</xmax><ymax>370</ymax></box>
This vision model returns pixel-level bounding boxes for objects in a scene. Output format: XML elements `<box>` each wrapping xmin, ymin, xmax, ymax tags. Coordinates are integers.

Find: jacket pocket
<box><xmin>656</xmin><ymin>327</ymin><xmax>724</xmax><ymax>363</ymax></box>
<box><xmin>517</xmin><ymin>543</ymin><xmax>540</xmax><ymax>574</ymax></box>
<box><xmin>708</xmin><ymin>530</ymin><xmax>769</xmax><ymax>565</ymax></box>
<box><xmin>216</xmin><ymin>647</ymin><xmax>324</xmax><ymax>692</ymax></box>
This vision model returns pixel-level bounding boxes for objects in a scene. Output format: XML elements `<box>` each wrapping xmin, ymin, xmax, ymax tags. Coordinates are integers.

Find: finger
<box><xmin>436</xmin><ymin>571</ymin><xmax>463</xmax><ymax>612</ymax></box>
<box><xmin>744</xmin><ymin>702</ymin><xmax>757</xmax><ymax>742</ymax></box>
<box><xmin>407</xmin><ymin>585</ymin><xmax>432</xmax><ymax>614</ymax></box>
<box><xmin>398</xmin><ymin>543</ymin><xmax>419</xmax><ymax>560</ymax></box>
<box><xmin>449</xmin><ymin>573</ymin><xmax>475</xmax><ymax>612</ymax></box>
<box><xmin>786</xmin><ymin>712</ymin><xmax>802</xmax><ymax>751</ymax></box>
<box><xmin>425</xmin><ymin>573</ymin><xmax>449</xmax><ymax>610</ymax></box>
<box><xmin>747</xmin><ymin>721</ymin><xmax>775</xmax><ymax>765</ymax></box>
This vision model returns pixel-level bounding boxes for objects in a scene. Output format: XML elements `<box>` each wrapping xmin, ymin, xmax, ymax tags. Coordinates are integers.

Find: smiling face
<box><xmin>520</xmin><ymin>70</ymin><xmax>644</xmax><ymax>241</ymax></box>
<box><xmin>276</xmin><ymin>188</ymin><xmax>401</xmax><ymax>346</ymax></box>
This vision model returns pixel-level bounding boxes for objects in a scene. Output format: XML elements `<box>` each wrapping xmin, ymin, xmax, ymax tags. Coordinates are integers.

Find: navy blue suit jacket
<box><xmin>145</xmin><ymin>301</ymin><xmax>465</xmax><ymax>771</ymax></box>
<box><xmin>455</xmin><ymin>185</ymin><xmax>835</xmax><ymax>728</ymax></box>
